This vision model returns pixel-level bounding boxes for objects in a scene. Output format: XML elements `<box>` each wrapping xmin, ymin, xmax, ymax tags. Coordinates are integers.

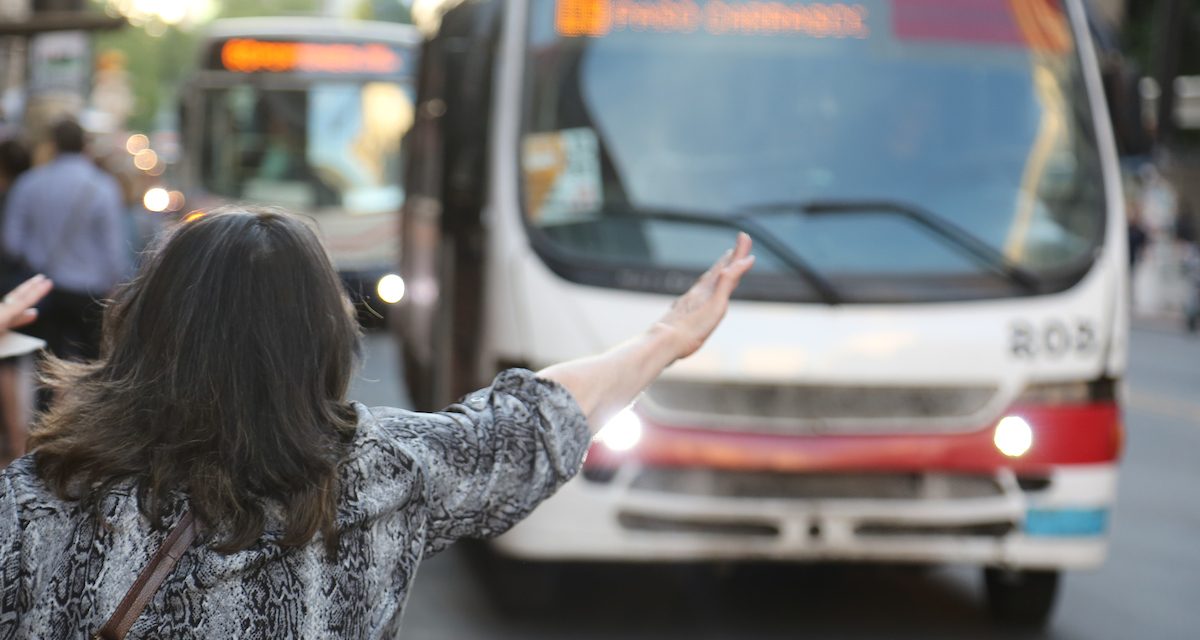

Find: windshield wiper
<box><xmin>739</xmin><ymin>199</ymin><xmax>1042</xmax><ymax>294</ymax></box>
<box><xmin>597</xmin><ymin>206</ymin><xmax>843</xmax><ymax>305</ymax></box>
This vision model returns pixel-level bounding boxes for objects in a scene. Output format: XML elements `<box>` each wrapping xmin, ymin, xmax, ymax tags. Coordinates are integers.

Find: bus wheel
<box><xmin>982</xmin><ymin>567</ymin><xmax>1059</xmax><ymax>628</ymax></box>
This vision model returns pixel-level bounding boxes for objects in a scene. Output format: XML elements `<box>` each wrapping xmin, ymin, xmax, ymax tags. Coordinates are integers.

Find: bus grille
<box><xmin>642</xmin><ymin>380</ymin><xmax>996</xmax><ymax>431</ymax></box>
<box><xmin>628</xmin><ymin>468</ymin><xmax>1004</xmax><ymax>501</ymax></box>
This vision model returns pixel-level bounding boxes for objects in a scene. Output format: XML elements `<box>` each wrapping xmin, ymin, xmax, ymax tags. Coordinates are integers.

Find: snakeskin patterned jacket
<box><xmin>0</xmin><ymin>369</ymin><xmax>589</xmax><ymax>639</ymax></box>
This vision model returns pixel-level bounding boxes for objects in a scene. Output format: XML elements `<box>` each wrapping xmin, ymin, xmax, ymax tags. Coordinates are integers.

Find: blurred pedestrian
<box><xmin>1184</xmin><ymin>244</ymin><xmax>1200</xmax><ymax>334</ymax></box>
<box><xmin>0</xmin><ymin>138</ymin><xmax>30</xmax><ymax>229</ymax></box>
<box><xmin>1126</xmin><ymin>186</ymin><xmax>1147</xmax><ymax>270</ymax></box>
<box><xmin>1177</xmin><ymin>201</ymin><xmax>1200</xmax><ymax>333</ymax></box>
<box><xmin>0</xmin><ymin>137</ymin><xmax>32</xmax><ymax>289</ymax></box>
<box><xmin>1</xmin><ymin>118</ymin><xmax>130</xmax><ymax>361</ymax></box>
<box><xmin>1175</xmin><ymin>200</ymin><xmax>1197</xmax><ymax>246</ymax></box>
<box><xmin>0</xmin><ymin>207</ymin><xmax>754</xmax><ymax>638</ymax></box>
<box><xmin>0</xmin><ymin>141</ymin><xmax>36</xmax><ymax>464</ymax></box>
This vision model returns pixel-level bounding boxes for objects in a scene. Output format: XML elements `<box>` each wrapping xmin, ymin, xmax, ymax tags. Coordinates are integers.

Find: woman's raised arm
<box><xmin>538</xmin><ymin>232</ymin><xmax>755</xmax><ymax>432</ymax></box>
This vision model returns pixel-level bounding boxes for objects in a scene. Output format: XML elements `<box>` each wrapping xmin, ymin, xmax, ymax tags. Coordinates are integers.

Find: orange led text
<box><xmin>556</xmin><ymin>0</ymin><xmax>869</xmax><ymax>38</ymax></box>
<box><xmin>220</xmin><ymin>39</ymin><xmax>403</xmax><ymax>74</ymax></box>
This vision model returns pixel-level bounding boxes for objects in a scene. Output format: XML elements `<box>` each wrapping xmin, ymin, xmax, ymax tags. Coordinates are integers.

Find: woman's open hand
<box><xmin>656</xmin><ymin>232</ymin><xmax>755</xmax><ymax>360</ymax></box>
<box><xmin>538</xmin><ymin>234</ymin><xmax>754</xmax><ymax>429</ymax></box>
<box><xmin>1</xmin><ymin>274</ymin><xmax>53</xmax><ymax>332</ymax></box>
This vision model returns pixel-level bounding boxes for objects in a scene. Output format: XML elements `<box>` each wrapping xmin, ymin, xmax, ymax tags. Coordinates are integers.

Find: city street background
<box><xmin>2</xmin><ymin>1</ymin><xmax>1198</xmax><ymax>637</ymax></box>
<box><xmin>348</xmin><ymin>324</ymin><xmax>1200</xmax><ymax>640</ymax></box>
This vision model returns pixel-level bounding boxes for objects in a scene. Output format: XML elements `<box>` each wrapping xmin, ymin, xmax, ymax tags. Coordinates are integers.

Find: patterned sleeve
<box><xmin>383</xmin><ymin>369</ymin><xmax>591</xmax><ymax>555</ymax></box>
<box><xmin>0</xmin><ymin>473</ymin><xmax>22</xmax><ymax>635</ymax></box>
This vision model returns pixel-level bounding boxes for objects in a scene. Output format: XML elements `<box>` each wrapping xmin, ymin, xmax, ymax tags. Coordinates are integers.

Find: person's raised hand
<box><xmin>0</xmin><ymin>274</ymin><xmax>53</xmax><ymax>332</ymax></box>
<box><xmin>656</xmin><ymin>232</ymin><xmax>754</xmax><ymax>360</ymax></box>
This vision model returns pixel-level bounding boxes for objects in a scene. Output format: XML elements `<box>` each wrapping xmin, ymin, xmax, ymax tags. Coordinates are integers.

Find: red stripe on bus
<box><xmin>585</xmin><ymin>402</ymin><xmax>1121</xmax><ymax>473</ymax></box>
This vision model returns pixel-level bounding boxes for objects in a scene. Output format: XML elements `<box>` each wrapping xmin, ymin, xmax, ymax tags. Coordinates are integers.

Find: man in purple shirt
<box><xmin>2</xmin><ymin>118</ymin><xmax>130</xmax><ymax>360</ymax></box>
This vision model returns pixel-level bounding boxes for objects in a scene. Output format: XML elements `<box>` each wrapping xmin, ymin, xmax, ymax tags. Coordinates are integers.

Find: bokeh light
<box><xmin>133</xmin><ymin>148</ymin><xmax>158</xmax><ymax>171</ymax></box>
<box><xmin>125</xmin><ymin>133</ymin><xmax>149</xmax><ymax>155</ymax></box>
<box><xmin>167</xmin><ymin>190</ymin><xmax>186</xmax><ymax>212</ymax></box>
<box><xmin>143</xmin><ymin>187</ymin><xmax>170</xmax><ymax>212</ymax></box>
<box><xmin>106</xmin><ymin>0</ymin><xmax>216</xmax><ymax>27</ymax></box>
<box><xmin>377</xmin><ymin>274</ymin><xmax>406</xmax><ymax>304</ymax></box>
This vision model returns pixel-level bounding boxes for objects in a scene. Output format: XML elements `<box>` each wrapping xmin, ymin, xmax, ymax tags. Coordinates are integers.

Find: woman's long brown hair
<box><xmin>30</xmin><ymin>206</ymin><xmax>361</xmax><ymax>553</ymax></box>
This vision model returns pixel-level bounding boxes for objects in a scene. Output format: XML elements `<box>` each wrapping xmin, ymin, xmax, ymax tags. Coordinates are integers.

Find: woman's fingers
<box><xmin>1</xmin><ymin>274</ymin><xmax>53</xmax><ymax>331</ymax></box>
<box><xmin>659</xmin><ymin>234</ymin><xmax>755</xmax><ymax>360</ymax></box>
<box><xmin>713</xmin><ymin>234</ymin><xmax>754</xmax><ymax>300</ymax></box>
<box><xmin>716</xmin><ymin>254</ymin><xmax>756</xmax><ymax>300</ymax></box>
<box><xmin>8</xmin><ymin>308</ymin><xmax>37</xmax><ymax>329</ymax></box>
<box><xmin>6</xmin><ymin>274</ymin><xmax>52</xmax><ymax>308</ymax></box>
<box><xmin>731</xmin><ymin>232</ymin><xmax>752</xmax><ymax>262</ymax></box>
<box><xmin>699</xmin><ymin>233</ymin><xmax>752</xmax><ymax>291</ymax></box>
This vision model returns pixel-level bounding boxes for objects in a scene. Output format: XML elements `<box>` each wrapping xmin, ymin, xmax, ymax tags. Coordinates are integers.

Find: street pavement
<box><xmin>349</xmin><ymin>325</ymin><xmax>1200</xmax><ymax>640</ymax></box>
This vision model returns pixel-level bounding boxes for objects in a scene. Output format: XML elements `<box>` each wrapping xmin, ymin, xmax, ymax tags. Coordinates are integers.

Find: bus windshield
<box><xmin>520</xmin><ymin>0</ymin><xmax>1107</xmax><ymax>302</ymax></box>
<box><xmin>201</xmin><ymin>81</ymin><xmax>413</xmax><ymax>214</ymax></box>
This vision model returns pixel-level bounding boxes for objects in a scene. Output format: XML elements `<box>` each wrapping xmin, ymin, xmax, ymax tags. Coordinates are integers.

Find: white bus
<box><xmin>399</xmin><ymin>0</ymin><xmax>1127</xmax><ymax>626</ymax></box>
<box><xmin>179</xmin><ymin>18</ymin><xmax>421</xmax><ymax>318</ymax></box>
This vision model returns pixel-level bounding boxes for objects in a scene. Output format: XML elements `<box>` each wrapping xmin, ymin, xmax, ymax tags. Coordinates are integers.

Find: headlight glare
<box><xmin>994</xmin><ymin>415</ymin><xmax>1034</xmax><ymax>458</ymax></box>
<box><xmin>596</xmin><ymin>408</ymin><xmax>642</xmax><ymax>452</ymax></box>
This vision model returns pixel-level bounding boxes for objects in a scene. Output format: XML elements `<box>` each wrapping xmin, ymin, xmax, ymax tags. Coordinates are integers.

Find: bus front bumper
<box><xmin>492</xmin><ymin>463</ymin><xmax>1115</xmax><ymax>569</ymax></box>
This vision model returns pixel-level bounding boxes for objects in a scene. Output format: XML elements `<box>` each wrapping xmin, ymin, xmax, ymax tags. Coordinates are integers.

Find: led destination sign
<box><xmin>217</xmin><ymin>38</ymin><xmax>405</xmax><ymax>75</ymax></box>
<box><xmin>555</xmin><ymin>0</ymin><xmax>870</xmax><ymax>38</ymax></box>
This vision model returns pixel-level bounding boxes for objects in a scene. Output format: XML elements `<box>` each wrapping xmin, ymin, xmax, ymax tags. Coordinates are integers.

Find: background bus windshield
<box><xmin>521</xmin><ymin>0</ymin><xmax>1106</xmax><ymax>302</ymax></box>
<box><xmin>201</xmin><ymin>81</ymin><xmax>412</xmax><ymax>215</ymax></box>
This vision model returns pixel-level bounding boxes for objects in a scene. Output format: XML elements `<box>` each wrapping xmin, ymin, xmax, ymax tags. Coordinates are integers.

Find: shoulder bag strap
<box><xmin>93</xmin><ymin>510</ymin><xmax>198</xmax><ymax>640</ymax></box>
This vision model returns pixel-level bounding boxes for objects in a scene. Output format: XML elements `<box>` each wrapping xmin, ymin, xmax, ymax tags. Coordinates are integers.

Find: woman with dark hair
<box><xmin>0</xmin><ymin>206</ymin><xmax>755</xmax><ymax>638</ymax></box>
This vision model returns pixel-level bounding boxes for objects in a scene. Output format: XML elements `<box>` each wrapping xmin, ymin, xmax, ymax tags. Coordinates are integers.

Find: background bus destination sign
<box><xmin>555</xmin><ymin>0</ymin><xmax>870</xmax><ymax>38</ymax></box>
<box><xmin>215</xmin><ymin>38</ymin><xmax>407</xmax><ymax>75</ymax></box>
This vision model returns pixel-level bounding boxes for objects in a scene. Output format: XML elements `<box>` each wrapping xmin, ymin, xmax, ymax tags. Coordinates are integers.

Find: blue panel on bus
<box><xmin>1024</xmin><ymin>508</ymin><xmax>1108</xmax><ymax>537</ymax></box>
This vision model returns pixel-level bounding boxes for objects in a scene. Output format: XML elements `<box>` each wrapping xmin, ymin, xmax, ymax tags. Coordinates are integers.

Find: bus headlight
<box><xmin>596</xmin><ymin>408</ymin><xmax>642</xmax><ymax>452</ymax></box>
<box><xmin>994</xmin><ymin>416</ymin><xmax>1034</xmax><ymax>458</ymax></box>
<box><xmin>376</xmin><ymin>274</ymin><xmax>406</xmax><ymax>304</ymax></box>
